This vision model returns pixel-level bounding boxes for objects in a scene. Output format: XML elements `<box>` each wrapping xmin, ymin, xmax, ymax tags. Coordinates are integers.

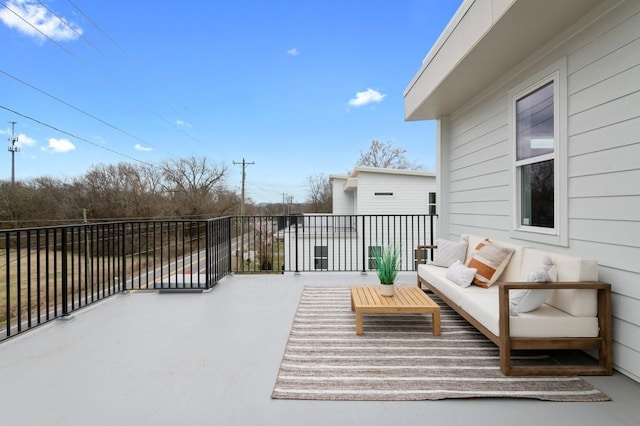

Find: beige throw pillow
<box><xmin>466</xmin><ymin>240</ymin><xmax>514</xmax><ymax>288</ymax></box>
<box><xmin>428</xmin><ymin>236</ymin><xmax>469</xmax><ymax>267</ymax></box>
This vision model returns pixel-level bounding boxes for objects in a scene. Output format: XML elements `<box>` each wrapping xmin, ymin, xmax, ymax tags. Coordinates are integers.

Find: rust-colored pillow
<box><xmin>466</xmin><ymin>240</ymin><xmax>514</xmax><ymax>288</ymax></box>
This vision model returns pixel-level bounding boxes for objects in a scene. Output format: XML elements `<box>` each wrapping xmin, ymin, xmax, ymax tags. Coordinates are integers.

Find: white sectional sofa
<box><xmin>417</xmin><ymin>235</ymin><xmax>612</xmax><ymax>376</ymax></box>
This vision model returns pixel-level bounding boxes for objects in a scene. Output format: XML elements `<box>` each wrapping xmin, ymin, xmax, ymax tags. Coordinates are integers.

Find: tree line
<box><xmin>0</xmin><ymin>140</ymin><xmax>420</xmax><ymax>229</ymax></box>
<box><xmin>0</xmin><ymin>156</ymin><xmax>240</xmax><ymax>229</ymax></box>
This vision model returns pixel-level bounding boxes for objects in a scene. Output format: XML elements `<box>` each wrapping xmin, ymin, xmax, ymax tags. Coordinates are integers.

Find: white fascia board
<box><xmin>404</xmin><ymin>0</ymin><xmax>602</xmax><ymax>121</ymax></box>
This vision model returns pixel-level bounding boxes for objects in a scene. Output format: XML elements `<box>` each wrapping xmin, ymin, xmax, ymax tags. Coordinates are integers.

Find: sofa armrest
<box><xmin>498</xmin><ymin>281</ymin><xmax>612</xmax><ymax>337</ymax></box>
<box><xmin>497</xmin><ymin>281</ymin><xmax>613</xmax><ymax>375</ymax></box>
<box><xmin>416</xmin><ymin>245</ymin><xmax>437</xmax><ymax>265</ymax></box>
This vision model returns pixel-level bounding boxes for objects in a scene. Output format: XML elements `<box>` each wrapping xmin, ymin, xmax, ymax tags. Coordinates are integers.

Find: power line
<box><xmin>34</xmin><ymin>0</ymin><xmax>112</xmax><ymax>61</ymax></box>
<box><xmin>0</xmin><ymin>0</ymin><xmax>85</xmax><ymax>64</ymax></box>
<box><xmin>58</xmin><ymin>2</ymin><xmax>228</xmax><ymax>155</ymax></box>
<box><xmin>2</xmin><ymin>1</ymin><xmax>223</xmax><ymax>164</ymax></box>
<box><xmin>65</xmin><ymin>0</ymin><xmax>131</xmax><ymax>59</ymax></box>
<box><xmin>0</xmin><ymin>105</ymin><xmax>155</xmax><ymax>168</ymax></box>
<box><xmin>151</xmin><ymin>111</ymin><xmax>216</xmax><ymax>153</ymax></box>
<box><xmin>0</xmin><ymin>69</ymin><xmax>166</xmax><ymax>152</ymax></box>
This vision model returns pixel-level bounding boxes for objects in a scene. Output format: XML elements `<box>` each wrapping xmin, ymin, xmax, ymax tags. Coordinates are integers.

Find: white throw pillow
<box><xmin>509</xmin><ymin>256</ymin><xmax>557</xmax><ymax>315</ymax></box>
<box><xmin>445</xmin><ymin>260</ymin><xmax>477</xmax><ymax>288</ymax></box>
<box><xmin>428</xmin><ymin>236</ymin><xmax>468</xmax><ymax>268</ymax></box>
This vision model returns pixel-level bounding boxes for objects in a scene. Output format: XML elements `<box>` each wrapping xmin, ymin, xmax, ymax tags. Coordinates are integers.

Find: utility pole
<box><xmin>282</xmin><ymin>192</ymin><xmax>287</xmax><ymax>216</ymax></box>
<box><xmin>233</xmin><ymin>158</ymin><xmax>254</xmax><ymax>216</ymax></box>
<box><xmin>8</xmin><ymin>121</ymin><xmax>19</xmax><ymax>184</ymax></box>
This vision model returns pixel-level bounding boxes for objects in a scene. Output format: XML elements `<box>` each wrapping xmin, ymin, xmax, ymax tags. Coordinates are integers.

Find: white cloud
<box><xmin>1</xmin><ymin>130</ymin><xmax>37</xmax><ymax>147</ymax></box>
<box><xmin>348</xmin><ymin>88</ymin><xmax>386</xmax><ymax>107</ymax></box>
<box><xmin>176</xmin><ymin>120</ymin><xmax>192</xmax><ymax>128</ymax></box>
<box><xmin>134</xmin><ymin>144</ymin><xmax>152</xmax><ymax>152</ymax></box>
<box><xmin>0</xmin><ymin>0</ymin><xmax>82</xmax><ymax>41</ymax></box>
<box><xmin>16</xmin><ymin>133</ymin><xmax>36</xmax><ymax>147</ymax></box>
<box><xmin>48</xmin><ymin>138</ymin><xmax>75</xmax><ymax>152</ymax></box>
<box><xmin>287</xmin><ymin>48</ymin><xmax>299</xmax><ymax>56</ymax></box>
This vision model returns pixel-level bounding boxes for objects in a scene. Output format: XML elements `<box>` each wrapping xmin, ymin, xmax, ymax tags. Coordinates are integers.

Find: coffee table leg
<box><xmin>356</xmin><ymin>311</ymin><xmax>363</xmax><ymax>335</ymax></box>
<box><xmin>432</xmin><ymin>310</ymin><xmax>441</xmax><ymax>336</ymax></box>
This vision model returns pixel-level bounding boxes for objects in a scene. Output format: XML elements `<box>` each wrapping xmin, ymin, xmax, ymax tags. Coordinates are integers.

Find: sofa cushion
<box><xmin>509</xmin><ymin>256</ymin><xmax>557</xmax><ymax>315</ymax></box>
<box><xmin>458</xmin><ymin>290</ymin><xmax>599</xmax><ymax>338</ymax></box>
<box><xmin>466</xmin><ymin>241</ymin><xmax>515</xmax><ymax>288</ymax></box>
<box><xmin>417</xmin><ymin>264</ymin><xmax>465</xmax><ymax>306</ymax></box>
<box><xmin>521</xmin><ymin>249</ymin><xmax>598</xmax><ymax>317</ymax></box>
<box><xmin>429</xmin><ymin>236</ymin><xmax>469</xmax><ymax>267</ymax></box>
<box><xmin>445</xmin><ymin>260</ymin><xmax>477</xmax><ymax>288</ymax></box>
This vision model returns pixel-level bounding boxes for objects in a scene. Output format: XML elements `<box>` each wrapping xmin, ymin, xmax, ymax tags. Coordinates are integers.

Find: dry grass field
<box><xmin>0</xmin><ymin>248</ymin><xmax>125</xmax><ymax>329</ymax></box>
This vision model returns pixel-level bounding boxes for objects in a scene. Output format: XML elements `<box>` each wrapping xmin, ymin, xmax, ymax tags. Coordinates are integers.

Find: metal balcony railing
<box><xmin>1</xmin><ymin>214</ymin><xmax>435</xmax><ymax>341</ymax></box>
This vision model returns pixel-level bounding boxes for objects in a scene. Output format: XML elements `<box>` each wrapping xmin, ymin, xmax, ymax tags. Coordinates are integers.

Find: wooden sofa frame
<box><xmin>416</xmin><ymin>245</ymin><xmax>613</xmax><ymax>376</ymax></box>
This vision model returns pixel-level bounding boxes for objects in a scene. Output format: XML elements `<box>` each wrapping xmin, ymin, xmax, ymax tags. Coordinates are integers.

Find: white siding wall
<box><xmin>331</xmin><ymin>177</ymin><xmax>355</xmax><ymax>215</ymax></box>
<box><xmin>439</xmin><ymin>0</ymin><xmax>640</xmax><ymax>381</ymax></box>
<box><xmin>355</xmin><ymin>172</ymin><xmax>436</xmax><ymax>215</ymax></box>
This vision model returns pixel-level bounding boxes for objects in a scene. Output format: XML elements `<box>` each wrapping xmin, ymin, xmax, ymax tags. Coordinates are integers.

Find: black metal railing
<box><xmin>0</xmin><ymin>217</ymin><xmax>232</xmax><ymax>341</ymax></box>
<box><xmin>1</xmin><ymin>214</ymin><xmax>435</xmax><ymax>341</ymax></box>
<box><xmin>233</xmin><ymin>214</ymin><xmax>436</xmax><ymax>273</ymax></box>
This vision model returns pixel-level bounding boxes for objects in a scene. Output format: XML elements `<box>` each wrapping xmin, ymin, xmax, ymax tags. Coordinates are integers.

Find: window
<box><xmin>368</xmin><ymin>245</ymin><xmax>382</xmax><ymax>270</ymax></box>
<box><xmin>509</xmin><ymin>58</ymin><xmax>567</xmax><ymax>246</ymax></box>
<box><xmin>515</xmin><ymin>82</ymin><xmax>555</xmax><ymax>229</ymax></box>
<box><xmin>314</xmin><ymin>245</ymin><xmax>328</xmax><ymax>270</ymax></box>
<box><xmin>428</xmin><ymin>192</ymin><xmax>436</xmax><ymax>215</ymax></box>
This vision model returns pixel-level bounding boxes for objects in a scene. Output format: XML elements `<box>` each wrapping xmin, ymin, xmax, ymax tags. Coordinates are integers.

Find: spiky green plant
<box><xmin>374</xmin><ymin>245</ymin><xmax>401</xmax><ymax>285</ymax></box>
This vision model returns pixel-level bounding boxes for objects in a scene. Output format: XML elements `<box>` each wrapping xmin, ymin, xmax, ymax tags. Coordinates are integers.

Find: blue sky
<box><xmin>1</xmin><ymin>0</ymin><xmax>462</xmax><ymax>203</ymax></box>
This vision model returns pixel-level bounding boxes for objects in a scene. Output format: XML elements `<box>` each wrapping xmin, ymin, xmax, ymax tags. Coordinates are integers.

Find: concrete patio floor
<box><xmin>0</xmin><ymin>272</ymin><xmax>639</xmax><ymax>426</ymax></box>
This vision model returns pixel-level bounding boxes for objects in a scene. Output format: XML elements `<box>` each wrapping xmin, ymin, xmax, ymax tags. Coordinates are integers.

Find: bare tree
<box><xmin>160</xmin><ymin>156</ymin><xmax>229</xmax><ymax>217</ymax></box>
<box><xmin>306</xmin><ymin>173</ymin><xmax>332</xmax><ymax>213</ymax></box>
<box><xmin>0</xmin><ymin>156</ymin><xmax>239</xmax><ymax>227</ymax></box>
<box><xmin>356</xmin><ymin>139</ymin><xmax>421</xmax><ymax>169</ymax></box>
<box><xmin>77</xmin><ymin>163</ymin><xmax>156</xmax><ymax>219</ymax></box>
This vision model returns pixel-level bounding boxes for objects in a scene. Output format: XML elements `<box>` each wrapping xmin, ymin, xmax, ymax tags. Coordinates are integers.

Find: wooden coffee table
<box><xmin>350</xmin><ymin>286</ymin><xmax>441</xmax><ymax>336</ymax></box>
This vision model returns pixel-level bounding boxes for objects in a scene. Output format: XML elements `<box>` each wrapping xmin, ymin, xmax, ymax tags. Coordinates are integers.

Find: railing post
<box><xmin>121</xmin><ymin>223</ymin><xmax>127</xmax><ymax>291</ymax></box>
<box><xmin>294</xmin><ymin>216</ymin><xmax>299</xmax><ymax>274</ymax></box>
<box><xmin>361</xmin><ymin>216</ymin><xmax>366</xmax><ymax>274</ymax></box>
<box><xmin>226</xmin><ymin>217</ymin><xmax>232</xmax><ymax>274</ymax></box>
<box><xmin>429</xmin><ymin>214</ymin><xmax>435</xmax><ymax>260</ymax></box>
<box><xmin>5</xmin><ymin>232</ymin><xmax>11</xmax><ymax>337</ymax></box>
<box><xmin>61</xmin><ymin>228</ymin><xmax>69</xmax><ymax>317</ymax></box>
<box><xmin>205</xmin><ymin>220</ymin><xmax>212</xmax><ymax>288</ymax></box>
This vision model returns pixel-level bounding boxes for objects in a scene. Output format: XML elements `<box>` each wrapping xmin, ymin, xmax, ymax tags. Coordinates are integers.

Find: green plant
<box><xmin>374</xmin><ymin>245</ymin><xmax>401</xmax><ymax>285</ymax></box>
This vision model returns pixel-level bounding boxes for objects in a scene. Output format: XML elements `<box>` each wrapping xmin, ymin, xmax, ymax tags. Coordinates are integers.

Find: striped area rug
<box><xmin>271</xmin><ymin>286</ymin><xmax>610</xmax><ymax>402</ymax></box>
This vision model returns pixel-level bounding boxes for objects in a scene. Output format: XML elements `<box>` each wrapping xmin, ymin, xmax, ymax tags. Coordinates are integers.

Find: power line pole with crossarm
<box><xmin>233</xmin><ymin>158</ymin><xmax>254</xmax><ymax>216</ymax></box>
<box><xmin>8</xmin><ymin>121</ymin><xmax>19</xmax><ymax>184</ymax></box>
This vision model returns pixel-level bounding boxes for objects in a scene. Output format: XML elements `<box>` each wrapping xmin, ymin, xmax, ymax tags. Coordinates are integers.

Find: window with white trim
<box><xmin>510</xmin><ymin>58</ymin><xmax>567</xmax><ymax>246</ymax></box>
<box><xmin>515</xmin><ymin>81</ymin><xmax>555</xmax><ymax>229</ymax></box>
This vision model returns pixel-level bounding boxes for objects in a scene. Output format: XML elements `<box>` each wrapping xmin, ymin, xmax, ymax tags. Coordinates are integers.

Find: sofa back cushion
<box><xmin>521</xmin><ymin>248</ymin><xmax>598</xmax><ymax>317</ymax></box>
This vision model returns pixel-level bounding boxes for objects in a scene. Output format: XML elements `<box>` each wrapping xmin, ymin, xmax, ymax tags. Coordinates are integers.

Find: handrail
<box><xmin>0</xmin><ymin>214</ymin><xmax>436</xmax><ymax>341</ymax></box>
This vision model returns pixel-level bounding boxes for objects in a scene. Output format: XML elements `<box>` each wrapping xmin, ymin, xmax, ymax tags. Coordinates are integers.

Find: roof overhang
<box><xmin>404</xmin><ymin>0</ymin><xmax>603</xmax><ymax>120</ymax></box>
<box><xmin>330</xmin><ymin>167</ymin><xmax>436</xmax><ymax>192</ymax></box>
<box><xmin>343</xmin><ymin>178</ymin><xmax>358</xmax><ymax>191</ymax></box>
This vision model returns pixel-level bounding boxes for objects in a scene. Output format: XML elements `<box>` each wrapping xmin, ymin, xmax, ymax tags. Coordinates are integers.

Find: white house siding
<box><xmin>330</xmin><ymin>177</ymin><xmax>355</xmax><ymax>215</ymax></box>
<box><xmin>355</xmin><ymin>171</ymin><xmax>435</xmax><ymax>215</ymax></box>
<box><xmin>285</xmin><ymin>233</ymin><xmax>360</xmax><ymax>272</ymax></box>
<box><xmin>438</xmin><ymin>0</ymin><xmax>640</xmax><ymax>381</ymax></box>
